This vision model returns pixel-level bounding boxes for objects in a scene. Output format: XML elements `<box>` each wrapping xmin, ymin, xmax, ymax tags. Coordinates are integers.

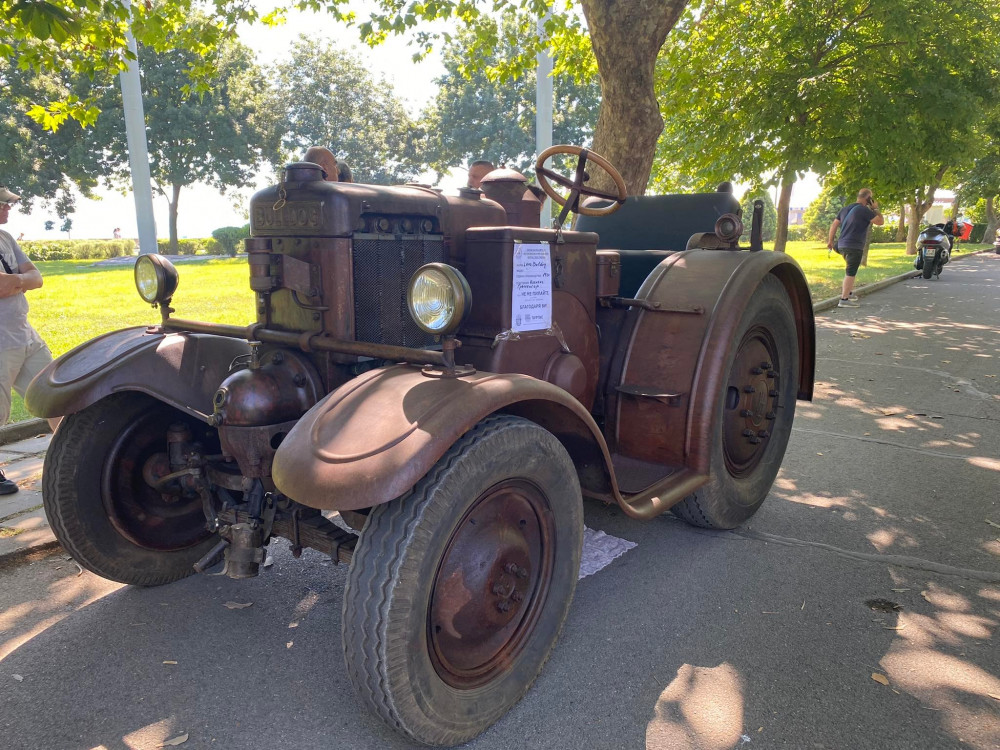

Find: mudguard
<box><xmin>608</xmin><ymin>248</ymin><xmax>814</xmax><ymax>475</ymax></box>
<box><xmin>272</xmin><ymin>364</ymin><xmax>617</xmax><ymax>511</ymax></box>
<box><xmin>24</xmin><ymin>326</ymin><xmax>250</xmax><ymax>422</ymax></box>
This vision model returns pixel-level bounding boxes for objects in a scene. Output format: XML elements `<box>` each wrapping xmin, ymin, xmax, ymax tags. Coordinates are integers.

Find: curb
<box><xmin>0</xmin><ymin>418</ymin><xmax>50</xmax><ymax>447</ymax></box>
<box><xmin>813</xmin><ymin>247</ymin><xmax>994</xmax><ymax>313</ymax></box>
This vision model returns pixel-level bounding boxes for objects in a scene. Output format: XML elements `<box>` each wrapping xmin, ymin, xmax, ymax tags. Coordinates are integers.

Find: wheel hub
<box><xmin>429</xmin><ymin>480</ymin><xmax>553</xmax><ymax>688</ymax></box>
<box><xmin>723</xmin><ymin>328</ymin><xmax>781</xmax><ymax>476</ymax></box>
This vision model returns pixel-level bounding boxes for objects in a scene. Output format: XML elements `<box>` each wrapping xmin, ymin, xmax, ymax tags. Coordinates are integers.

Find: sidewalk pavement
<box><xmin>0</xmin><ymin>248</ymin><xmax>993</xmax><ymax>565</ymax></box>
<box><xmin>0</xmin><ymin>431</ymin><xmax>55</xmax><ymax>562</ymax></box>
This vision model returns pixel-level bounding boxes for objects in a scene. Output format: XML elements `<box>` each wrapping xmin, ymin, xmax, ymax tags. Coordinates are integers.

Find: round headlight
<box><xmin>134</xmin><ymin>254</ymin><xmax>179</xmax><ymax>305</ymax></box>
<box><xmin>407</xmin><ymin>263</ymin><xmax>471</xmax><ymax>336</ymax></box>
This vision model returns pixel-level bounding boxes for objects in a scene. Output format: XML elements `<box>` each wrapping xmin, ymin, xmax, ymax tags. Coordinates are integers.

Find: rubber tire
<box><xmin>672</xmin><ymin>274</ymin><xmax>799</xmax><ymax>529</ymax></box>
<box><xmin>342</xmin><ymin>415</ymin><xmax>583</xmax><ymax>747</ymax></box>
<box><xmin>922</xmin><ymin>260</ymin><xmax>934</xmax><ymax>279</ymax></box>
<box><xmin>43</xmin><ymin>392</ymin><xmax>218</xmax><ymax>585</ymax></box>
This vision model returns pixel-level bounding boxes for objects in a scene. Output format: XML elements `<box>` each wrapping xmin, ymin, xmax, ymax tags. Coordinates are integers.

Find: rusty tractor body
<box><xmin>26</xmin><ymin>147</ymin><xmax>814</xmax><ymax>747</ymax></box>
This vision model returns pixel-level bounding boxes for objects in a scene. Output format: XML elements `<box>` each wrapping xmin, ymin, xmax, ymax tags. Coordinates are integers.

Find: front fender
<box><xmin>272</xmin><ymin>364</ymin><xmax>615</xmax><ymax>511</ymax></box>
<box><xmin>25</xmin><ymin>326</ymin><xmax>250</xmax><ymax>421</ymax></box>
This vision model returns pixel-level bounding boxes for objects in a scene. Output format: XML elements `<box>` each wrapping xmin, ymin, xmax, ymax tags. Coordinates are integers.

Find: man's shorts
<box><xmin>0</xmin><ymin>338</ymin><xmax>53</xmax><ymax>425</ymax></box>
<box><xmin>841</xmin><ymin>247</ymin><xmax>864</xmax><ymax>277</ymax></box>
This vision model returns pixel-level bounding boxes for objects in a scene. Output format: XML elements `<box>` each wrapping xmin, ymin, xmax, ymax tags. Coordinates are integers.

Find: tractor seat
<box><xmin>578</xmin><ymin>193</ymin><xmax>742</xmax><ymax>298</ymax></box>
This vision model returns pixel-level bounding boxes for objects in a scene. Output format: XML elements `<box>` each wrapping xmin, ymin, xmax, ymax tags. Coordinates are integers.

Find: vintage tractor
<box><xmin>26</xmin><ymin>146</ymin><xmax>814</xmax><ymax>747</ymax></box>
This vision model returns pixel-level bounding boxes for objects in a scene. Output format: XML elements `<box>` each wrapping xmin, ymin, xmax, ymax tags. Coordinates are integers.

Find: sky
<box><xmin>9</xmin><ymin>7</ymin><xmax>824</xmax><ymax>242</ymax></box>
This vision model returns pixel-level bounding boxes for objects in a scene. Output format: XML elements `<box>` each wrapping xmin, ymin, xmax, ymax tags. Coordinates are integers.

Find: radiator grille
<box><xmin>352</xmin><ymin>233</ymin><xmax>447</xmax><ymax>348</ymax></box>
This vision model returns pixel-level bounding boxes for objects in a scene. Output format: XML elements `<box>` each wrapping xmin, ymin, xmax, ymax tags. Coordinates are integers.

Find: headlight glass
<box><xmin>407</xmin><ymin>264</ymin><xmax>470</xmax><ymax>335</ymax></box>
<box><xmin>134</xmin><ymin>254</ymin><xmax>179</xmax><ymax>305</ymax></box>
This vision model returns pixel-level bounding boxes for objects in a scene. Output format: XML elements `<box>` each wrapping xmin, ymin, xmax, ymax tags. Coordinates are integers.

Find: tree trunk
<box><xmin>906</xmin><ymin>203</ymin><xmax>922</xmax><ymax>255</ymax></box>
<box><xmin>581</xmin><ymin>0</ymin><xmax>687</xmax><ymax>195</ymax></box>
<box><xmin>894</xmin><ymin>203</ymin><xmax>906</xmax><ymax>242</ymax></box>
<box><xmin>983</xmin><ymin>195</ymin><xmax>999</xmax><ymax>243</ymax></box>
<box><xmin>169</xmin><ymin>183</ymin><xmax>181</xmax><ymax>254</ymax></box>
<box><xmin>773</xmin><ymin>168</ymin><xmax>795</xmax><ymax>253</ymax></box>
<box><xmin>905</xmin><ymin>166</ymin><xmax>948</xmax><ymax>255</ymax></box>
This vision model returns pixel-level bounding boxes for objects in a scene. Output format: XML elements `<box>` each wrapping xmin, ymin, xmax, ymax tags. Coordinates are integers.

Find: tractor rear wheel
<box><xmin>672</xmin><ymin>274</ymin><xmax>799</xmax><ymax>529</ymax></box>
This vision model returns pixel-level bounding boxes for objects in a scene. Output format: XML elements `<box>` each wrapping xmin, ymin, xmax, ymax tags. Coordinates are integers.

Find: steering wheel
<box><xmin>535</xmin><ymin>145</ymin><xmax>627</xmax><ymax>219</ymax></box>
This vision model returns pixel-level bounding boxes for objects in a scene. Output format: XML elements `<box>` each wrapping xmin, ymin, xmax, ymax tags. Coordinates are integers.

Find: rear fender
<box><xmin>610</xmin><ymin>249</ymin><xmax>815</xmax><ymax>474</ymax></box>
<box><xmin>25</xmin><ymin>326</ymin><xmax>250</xmax><ymax>422</ymax></box>
<box><xmin>271</xmin><ymin>364</ymin><xmax>618</xmax><ymax>510</ymax></box>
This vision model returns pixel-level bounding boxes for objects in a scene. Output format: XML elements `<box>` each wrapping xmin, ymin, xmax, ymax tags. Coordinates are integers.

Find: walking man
<box><xmin>828</xmin><ymin>188</ymin><xmax>884</xmax><ymax>308</ymax></box>
<box><xmin>0</xmin><ymin>186</ymin><xmax>59</xmax><ymax>494</ymax></box>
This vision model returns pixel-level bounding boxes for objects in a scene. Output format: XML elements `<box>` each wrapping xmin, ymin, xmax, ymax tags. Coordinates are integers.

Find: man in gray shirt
<box><xmin>0</xmin><ymin>186</ymin><xmax>59</xmax><ymax>494</ymax></box>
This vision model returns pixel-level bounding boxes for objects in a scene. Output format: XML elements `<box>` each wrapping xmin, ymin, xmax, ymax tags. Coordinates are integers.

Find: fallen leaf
<box><xmin>891</xmin><ymin>588</ymin><xmax>910</xmax><ymax>593</ymax></box>
<box><xmin>988</xmin><ymin>693</ymin><xmax>1000</xmax><ymax>701</ymax></box>
<box><xmin>986</xmin><ymin>520</ymin><xmax>1000</xmax><ymax>530</ymax></box>
<box><xmin>223</xmin><ymin>601</ymin><xmax>253</xmax><ymax>610</ymax></box>
<box><xmin>801</xmin><ymin>600</ymin><xmax>805</xmax><ymax>611</ymax></box>
<box><xmin>263</xmin><ymin>556</ymin><xmax>274</xmax><ymax>568</ymax></box>
<box><xmin>941</xmin><ymin>360</ymin><xmax>950</xmax><ymax>363</ymax></box>
<box><xmin>12</xmin><ymin>674</ymin><xmax>23</xmax><ymax>682</ymax></box>
<box><xmin>286</xmin><ymin>641</ymin><xmax>294</xmax><ymax>649</ymax></box>
<box><xmin>159</xmin><ymin>733</ymin><xmax>189</xmax><ymax>747</ymax></box>
<box><xmin>162</xmin><ymin>660</ymin><xmax>178</xmax><ymax>665</ymax></box>
<box><xmin>871</xmin><ymin>673</ymin><xmax>890</xmax><ymax>686</ymax></box>
<box><xmin>875</xmin><ymin>352</ymin><xmax>883</xmax><ymax>355</ymax></box>
<box><xmin>816</xmin><ymin>452</ymin><xmax>824</xmax><ymax>456</ymax></box>
<box><xmin>921</xmin><ymin>591</ymin><xmax>932</xmax><ymax>602</ymax></box>
<box><xmin>883</xmin><ymin>624</ymin><xmax>907</xmax><ymax>631</ymax></box>
<box><xmin>288</xmin><ymin>622</ymin><xmax>299</xmax><ymax>629</ymax></box>
<box><xmin>864</xmin><ymin>432</ymin><xmax>871</xmax><ymax>436</ymax></box>
<box><xmin>851</xmin><ymin>332</ymin><xmax>870</xmax><ymax>339</ymax></box>
<box><xmin>878</xmin><ymin>407</ymin><xmax>905</xmax><ymax>416</ymax></box>
<box><xmin>930</xmin><ymin>415</ymin><xmax>944</xmax><ymax>420</ymax></box>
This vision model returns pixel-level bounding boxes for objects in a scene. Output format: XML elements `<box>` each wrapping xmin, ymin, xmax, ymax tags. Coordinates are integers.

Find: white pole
<box><xmin>118</xmin><ymin>0</ymin><xmax>158</xmax><ymax>254</ymax></box>
<box><xmin>536</xmin><ymin>14</ymin><xmax>554</xmax><ymax>228</ymax></box>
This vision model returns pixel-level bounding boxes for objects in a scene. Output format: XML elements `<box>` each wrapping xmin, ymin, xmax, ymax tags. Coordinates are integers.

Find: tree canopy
<box><xmin>85</xmin><ymin>39</ymin><xmax>281</xmax><ymax>251</ymax></box>
<box><xmin>654</xmin><ymin>0</ymin><xmax>1000</xmax><ymax>251</ymax></box>
<box><xmin>416</xmin><ymin>12</ymin><xmax>601</xmax><ymax>179</ymax></box>
<box><xmin>272</xmin><ymin>38</ymin><xmax>418</xmax><ymax>184</ymax></box>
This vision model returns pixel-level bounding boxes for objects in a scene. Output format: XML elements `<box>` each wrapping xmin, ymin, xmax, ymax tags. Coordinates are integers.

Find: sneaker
<box><xmin>838</xmin><ymin>297</ymin><xmax>860</xmax><ymax>308</ymax></box>
<box><xmin>0</xmin><ymin>470</ymin><xmax>18</xmax><ymax>495</ymax></box>
<box><xmin>848</xmin><ymin>292</ymin><xmax>860</xmax><ymax>301</ymax></box>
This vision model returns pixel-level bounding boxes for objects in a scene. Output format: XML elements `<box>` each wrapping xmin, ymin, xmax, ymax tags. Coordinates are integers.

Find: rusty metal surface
<box><xmin>271</xmin><ymin>364</ymin><xmax>616</xmax><ymax>511</ymax></box>
<box><xmin>163</xmin><ymin>319</ymin><xmax>448</xmax><ymax>367</ymax></box>
<box><xmin>24</xmin><ymin>327</ymin><xmax>250</xmax><ymax>421</ymax></box>
<box><xmin>429</xmin><ymin>479</ymin><xmax>552</xmax><ymax>688</ymax></box>
<box><xmin>212</xmin><ymin>349</ymin><xmax>322</xmax><ymax>427</ymax></box>
<box><xmin>606</xmin><ymin>249</ymin><xmax>814</xmax><ymax>481</ymax></box>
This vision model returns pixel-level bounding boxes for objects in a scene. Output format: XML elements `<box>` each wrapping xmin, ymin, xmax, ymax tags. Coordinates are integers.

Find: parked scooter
<box><xmin>914</xmin><ymin>223</ymin><xmax>955</xmax><ymax>279</ymax></box>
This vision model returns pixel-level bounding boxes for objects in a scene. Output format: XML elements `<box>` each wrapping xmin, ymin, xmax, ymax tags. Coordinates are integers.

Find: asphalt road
<box><xmin>1</xmin><ymin>253</ymin><xmax>998</xmax><ymax>750</ymax></box>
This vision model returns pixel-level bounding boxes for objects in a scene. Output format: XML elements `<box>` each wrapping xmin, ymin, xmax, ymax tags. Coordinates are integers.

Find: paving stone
<box><xmin>0</xmin><ymin>489</ymin><xmax>44</xmax><ymax>523</ymax></box>
<box><xmin>0</xmin><ymin>510</ymin><xmax>56</xmax><ymax>559</ymax></box>
<box><xmin>1</xmin><ymin>456</ymin><xmax>44</xmax><ymax>483</ymax></box>
<box><xmin>3</xmin><ymin>435</ymin><xmax>52</xmax><ymax>455</ymax></box>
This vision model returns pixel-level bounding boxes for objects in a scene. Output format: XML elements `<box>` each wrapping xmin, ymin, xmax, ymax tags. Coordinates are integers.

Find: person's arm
<box><xmin>0</xmin><ymin>259</ymin><xmax>42</xmax><ymax>299</ymax></box>
<box><xmin>870</xmin><ymin>201</ymin><xmax>884</xmax><ymax>227</ymax></box>
<box><xmin>16</xmin><ymin>260</ymin><xmax>43</xmax><ymax>290</ymax></box>
<box><xmin>827</xmin><ymin>218</ymin><xmax>841</xmax><ymax>248</ymax></box>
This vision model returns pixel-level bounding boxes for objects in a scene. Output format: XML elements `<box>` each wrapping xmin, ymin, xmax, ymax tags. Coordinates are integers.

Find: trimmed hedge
<box><xmin>156</xmin><ymin>238</ymin><xmax>220</xmax><ymax>255</ymax></box>
<box><xmin>22</xmin><ymin>239</ymin><xmax>137</xmax><ymax>261</ymax></box>
<box><xmin>211</xmin><ymin>224</ymin><xmax>250</xmax><ymax>256</ymax></box>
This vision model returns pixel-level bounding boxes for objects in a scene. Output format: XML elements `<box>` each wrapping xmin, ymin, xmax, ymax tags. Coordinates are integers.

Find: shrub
<box><xmin>156</xmin><ymin>238</ymin><xmax>213</xmax><ymax>255</ymax></box>
<box><xmin>868</xmin><ymin>224</ymin><xmax>899</xmax><ymax>244</ymax></box>
<box><xmin>21</xmin><ymin>239</ymin><xmax>136</xmax><ymax>261</ymax></box>
<box><xmin>786</xmin><ymin>225</ymin><xmax>810</xmax><ymax>242</ymax></box>
<box><xmin>211</xmin><ymin>224</ymin><xmax>250</xmax><ymax>256</ymax></box>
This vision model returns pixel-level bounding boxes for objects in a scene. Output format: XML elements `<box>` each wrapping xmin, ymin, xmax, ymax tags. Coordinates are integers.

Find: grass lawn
<box><xmin>6</xmin><ymin>242</ymin><xmax>992</xmax><ymax>423</ymax></box>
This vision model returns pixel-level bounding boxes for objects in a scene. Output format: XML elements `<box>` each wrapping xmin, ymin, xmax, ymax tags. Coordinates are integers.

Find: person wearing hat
<box><xmin>0</xmin><ymin>187</ymin><xmax>59</xmax><ymax>494</ymax></box>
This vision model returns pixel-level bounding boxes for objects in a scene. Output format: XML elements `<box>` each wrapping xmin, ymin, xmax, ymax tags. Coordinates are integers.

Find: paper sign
<box><xmin>511</xmin><ymin>243</ymin><xmax>552</xmax><ymax>332</ymax></box>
